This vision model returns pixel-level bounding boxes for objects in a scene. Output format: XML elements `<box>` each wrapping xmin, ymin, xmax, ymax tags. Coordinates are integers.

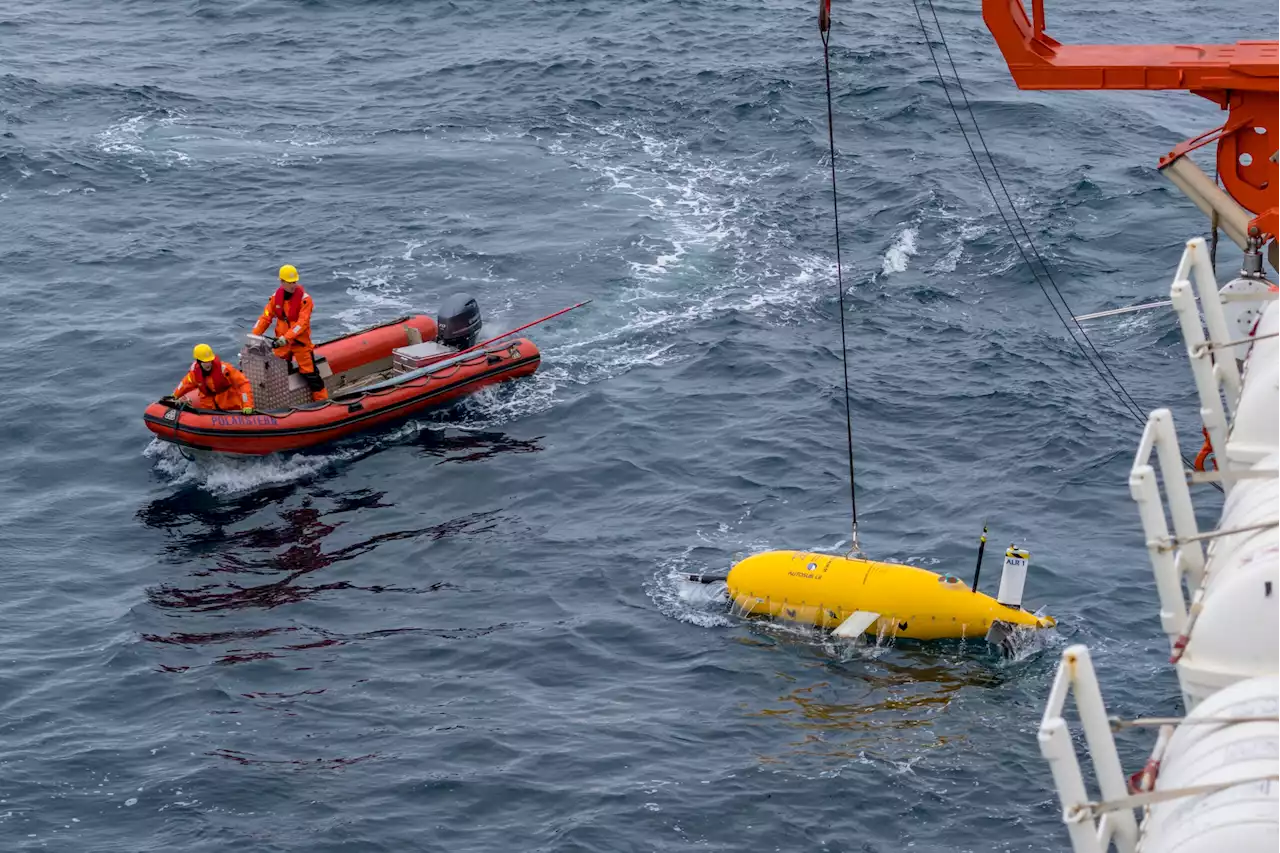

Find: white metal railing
<box><xmin>1170</xmin><ymin>239</ymin><xmax>1237</xmax><ymax>493</ymax></box>
<box><xmin>1039</xmin><ymin>645</ymin><xmax>1140</xmax><ymax>853</ymax></box>
<box><xmin>1156</xmin><ymin>237</ymin><xmax>1280</xmax><ymax>655</ymax></box>
<box><xmin>1040</xmin><ymin>238</ymin><xmax>1279</xmax><ymax>853</ymax></box>
<box><xmin>1129</xmin><ymin>409</ymin><xmax>1207</xmax><ymax>642</ymax></box>
<box><xmin>1172</xmin><ymin>238</ymin><xmax>1243</xmax><ymax>406</ymax></box>
<box><xmin>1040</xmin><ymin>646</ymin><xmax>1280</xmax><ymax>853</ymax></box>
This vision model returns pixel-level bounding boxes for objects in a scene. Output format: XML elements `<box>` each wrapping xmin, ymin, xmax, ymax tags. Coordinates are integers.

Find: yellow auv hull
<box><xmin>726</xmin><ymin>550</ymin><xmax>1055</xmax><ymax>641</ymax></box>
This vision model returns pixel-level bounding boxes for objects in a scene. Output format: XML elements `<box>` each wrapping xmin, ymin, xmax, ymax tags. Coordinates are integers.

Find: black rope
<box><xmin>1209</xmin><ymin>167</ymin><xmax>1220</xmax><ymax>274</ymax></box>
<box><xmin>912</xmin><ymin>0</ymin><xmax>1216</xmax><ymax>487</ymax></box>
<box><xmin>924</xmin><ymin>0</ymin><xmax>1151</xmax><ymax>421</ymax></box>
<box><xmin>819</xmin><ymin>16</ymin><xmax>861</xmax><ymax>554</ymax></box>
<box><xmin>910</xmin><ymin>0</ymin><xmax>1145</xmax><ymax>424</ymax></box>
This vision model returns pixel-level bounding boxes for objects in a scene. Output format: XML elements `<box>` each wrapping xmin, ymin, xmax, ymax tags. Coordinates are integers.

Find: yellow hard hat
<box><xmin>279</xmin><ymin>264</ymin><xmax>299</xmax><ymax>283</ymax></box>
<box><xmin>193</xmin><ymin>343</ymin><xmax>216</xmax><ymax>362</ymax></box>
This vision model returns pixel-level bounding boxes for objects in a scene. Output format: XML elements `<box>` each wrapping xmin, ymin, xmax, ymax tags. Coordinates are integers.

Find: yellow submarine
<box><xmin>725</xmin><ymin>545</ymin><xmax>1055</xmax><ymax>643</ymax></box>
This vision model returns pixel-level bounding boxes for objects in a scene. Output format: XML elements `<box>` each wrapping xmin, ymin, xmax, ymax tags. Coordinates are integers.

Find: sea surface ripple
<box><xmin>1</xmin><ymin>1</ymin><xmax>1272</xmax><ymax>850</ymax></box>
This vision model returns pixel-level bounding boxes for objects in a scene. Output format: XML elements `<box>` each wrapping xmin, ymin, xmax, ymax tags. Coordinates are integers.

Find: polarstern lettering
<box><xmin>211</xmin><ymin>414</ymin><xmax>279</xmax><ymax>427</ymax></box>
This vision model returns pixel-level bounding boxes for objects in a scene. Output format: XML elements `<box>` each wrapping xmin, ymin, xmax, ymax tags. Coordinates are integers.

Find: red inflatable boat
<box><xmin>144</xmin><ymin>312</ymin><xmax>541</xmax><ymax>455</ymax></box>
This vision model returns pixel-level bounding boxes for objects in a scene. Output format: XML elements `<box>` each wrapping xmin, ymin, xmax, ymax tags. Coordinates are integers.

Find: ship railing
<box><xmin>1039</xmin><ymin>644</ymin><xmax>1141</xmax><ymax>853</ymax></box>
<box><xmin>1172</xmin><ymin>235</ymin><xmax>1239</xmax><ymax>494</ymax></box>
<box><xmin>1154</xmin><ymin>236</ymin><xmax>1278</xmax><ymax>653</ymax></box>
<box><xmin>1172</xmin><ymin>235</ymin><xmax>1280</xmax><ymax>481</ymax></box>
<box><xmin>1129</xmin><ymin>409</ymin><xmax>1205</xmax><ymax>644</ymax></box>
<box><xmin>1040</xmin><ymin>240</ymin><xmax>1278</xmax><ymax>853</ymax></box>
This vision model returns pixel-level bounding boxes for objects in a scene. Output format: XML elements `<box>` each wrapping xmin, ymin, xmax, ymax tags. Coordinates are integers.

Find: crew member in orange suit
<box><xmin>251</xmin><ymin>263</ymin><xmax>328</xmax><ymax>401</ymax></box>
<box><xmin>167</xmin><ymin>344</ymin><xmax>255</xmax><ymax>412</ymax></box>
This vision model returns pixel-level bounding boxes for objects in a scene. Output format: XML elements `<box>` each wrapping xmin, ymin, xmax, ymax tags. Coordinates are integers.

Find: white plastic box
<box><xmin>392</xmin><ymin>341</ymin><xmax>454</xmax><ymax>371</ymax></box>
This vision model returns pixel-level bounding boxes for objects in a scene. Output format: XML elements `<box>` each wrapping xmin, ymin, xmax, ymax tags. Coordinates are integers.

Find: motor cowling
<box><xmin>437</xmin><ymin>295</ymin><xmax>482</xmax><ymax>350</ymax></box>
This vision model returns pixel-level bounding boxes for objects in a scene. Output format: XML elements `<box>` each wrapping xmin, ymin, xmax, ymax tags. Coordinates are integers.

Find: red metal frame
<box><xmin>983</xmin><ymin>0</ymin><xmax>1278</xmax><ymax>240</ymax></box>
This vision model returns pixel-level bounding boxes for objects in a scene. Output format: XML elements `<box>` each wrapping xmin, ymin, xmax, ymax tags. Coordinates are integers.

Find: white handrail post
<box><xmin>1066</xmin><ymin>646</ymin><xmax>1140</xmax><ymax>852</ymax></box>
<box><xmin>1171</xmin><ymin>279</ymin><xmax>1233</xmax><ymax>495</ymax></box>
<box><xmin>1185</xmin><ymin>238</ymin><xmax>1243</xmax><ymax>408</ymax></box>
<box><xmin>1039</xmin><ymin>653</ymin><xmax>1107</xmax><ymax>853</ymax></box>
<box><xmin>1131</xmin><ymin>419</ymin><xmax>1190</xmax><ymax>639</ymax></box>
<box><xmin>1149</xmin><ymin>409</ymin><xmax>1206</xmax><ymax>583</ymax></box>
<box><xmin>1041</xmin><ymin>718</ymin><xmax>1105</xmax><ymax>853</ymax></box>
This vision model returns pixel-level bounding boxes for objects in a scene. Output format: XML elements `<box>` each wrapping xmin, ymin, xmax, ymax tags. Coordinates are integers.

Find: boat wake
<box><xmin>143</xmin><ymin>438</ymin><xmax>365</xmax><ymax>495</ymax></box>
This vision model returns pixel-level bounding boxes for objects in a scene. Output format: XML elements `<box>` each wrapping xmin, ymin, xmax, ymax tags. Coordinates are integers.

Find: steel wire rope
<box><xmin>911</xmin><ymin>0</ymin><xmax>1217</xmax><ymax>484</ymax></box>
<box><xmin>820</xmin><ymin>8</ymin><xmax>863</xmax><ymax>555</ymax></box>
<box><xmin>921</xmin><ymin>0</ymin><xmax>1152</xmax><ymax>421</ymax></box>
<box><xmin>910</xmin><ymin>0</ymin><xmax>1147</xmax><ymax>423</ymax></box>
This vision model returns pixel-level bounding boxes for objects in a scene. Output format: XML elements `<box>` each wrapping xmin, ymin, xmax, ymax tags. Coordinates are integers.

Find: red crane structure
<box><xmin>983</xmin><ymin>0</ymin><xmax>1278</xmax><ymax>259</ymax></box>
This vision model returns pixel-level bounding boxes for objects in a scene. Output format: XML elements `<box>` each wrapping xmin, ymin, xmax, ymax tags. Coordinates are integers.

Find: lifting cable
<box><xmin>819</xmin><ymin>0</ymin><xmax>862</xmax><ymax>555</ymax></box>
<box><xmin>908</xmin><ymin>0</ymin><xmax>1216</xmax><ymax>486</ymax></box>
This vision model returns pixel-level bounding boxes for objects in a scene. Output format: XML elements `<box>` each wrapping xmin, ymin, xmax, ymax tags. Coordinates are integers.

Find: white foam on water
<box><xmin>296</xmin><ymin>118</ymin><xmax>841</xmax><ymax>438</ymax></box>
<box><xmin>449</xmin><ymin>370</ymin><xmax>564</xmax><ymax>429</ymax></box>
<box><xmin>933</xmin><ymin>220</ymin><xmax>987</xmax><ymax>273</ymax></box>
<box><xmin>460</xmin><ymin>332</ymin><xmax>691</xmax><ymax>428</ymax></box>
<box><xmin>645</xmin><ymin>555</ymin><xmax>734</xmax><ymax>629</ymax></box>
<box><xmin>1108</xmin><ymin>303</ymin><xmax>1164</xmax><ymax>338</ymax></box>
<box><xmin>95</xmin><ymin>111</ymin><xmax>193</xmax><ymax>168</ymax></box>
<box><xmin>144</xmin><ymin>438</ymin><xmax>362</xmax><ymax>496</ymax></box>
<box><xmin>270</xmin><ymin>151</ymin><xmax>323</xmax><ymax>168</ymax></box>
<box><xmin>549</xmin><ymin>251</ymin><xmax>829</xmax><ymax>362</ymax></box>
<box><xmin>645</xmin><ymin>515</ymin><xmax>787</xmax><ymax>629</ymax></box>
<box><xmin>550</xmin><ymin>115</ymin><xmax>816</xmax><ymax>303</ymax></box>
<box><xmin>272</xmin><ymin>128</ymin><xmax>337</xmax><ymax>148</ymax></box>
<box><xmin>996</xmin><ymin>623</ymin><xmax>1063</xmax><ymax>664</ymax></box>
<box><xmin>559</xmin><ymin>124</ymin><xmax>700</xmax><ymax>235</ymax></box>
<box><xmin>95</xmin><ymin>112</ymin><xmax>348</xmax><ymax>173</ymax></box>
<box><xmin>332</xmin><ymin>261</ymin><xmax>415</xmax><ymax>330</ymax></box>
<box><xmin>95</xmin><ymin>114</ymin><xmax>153</xmax><ymax>157</ymax></box>
<box><xmin>881</xmin><ymin>227</ymin><xmax>919</xmax><ymax>276</ymax></box>
<box><xmin>407</xmin><ymin>244</ymin><xmax>520</xmax><ymax>289</ymax></box>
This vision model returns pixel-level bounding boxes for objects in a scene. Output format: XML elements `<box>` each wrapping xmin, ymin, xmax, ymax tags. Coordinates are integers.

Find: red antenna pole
<box><xmin>455</xmin><ymin>300</ymin><xmax>592</xmax><ymax>358</ymax></box>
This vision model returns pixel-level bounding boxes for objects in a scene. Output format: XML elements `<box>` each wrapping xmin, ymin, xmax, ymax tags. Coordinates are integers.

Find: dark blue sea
<box><xmin>2</xmin><ymin>1</ymin><xmax>1273</xmax><ymax>850</ymax></box>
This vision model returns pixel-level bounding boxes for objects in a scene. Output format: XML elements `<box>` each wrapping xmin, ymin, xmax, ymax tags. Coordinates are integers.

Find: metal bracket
<box><xmin>1220</xmin><ymin>289</ymin><xmax>1279</xmax><ymax>302</ymax></box>
<box><xmin>1154</xmin><ymin>518</ymin><xmax>1280</xmax><ymax>551</ymax></box>
<box><xmin>1110</xmin><ymin>714</ymin><xmax>1278</xmax><ymax>730</ymax></box>
<box><xmin>1191</xmin><ymin>330</ymin><xmax>1279</xmax><ymax>356</ymax></box>
<box><xmin>1187</xmin><ymin>467</ymin><xmax>1278</xmax><ymax>485</ymax></box>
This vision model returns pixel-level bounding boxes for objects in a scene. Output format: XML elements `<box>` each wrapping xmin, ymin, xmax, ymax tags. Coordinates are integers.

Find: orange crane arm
<box><xmin>983</xmin><ymin>0</ymin><xmax>1277</xmax><ymax>93</ymax></box>
<box><xmin>982</xmin><ymin>0</ymin><xmax>1278</xmax><ymax>240</ymax></box>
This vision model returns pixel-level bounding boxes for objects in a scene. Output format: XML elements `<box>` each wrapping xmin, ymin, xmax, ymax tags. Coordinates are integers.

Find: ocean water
<box><xmin>1</xmin><ymin>1</ymin><xmax>1272</xmax><ymax>850</ymax></box>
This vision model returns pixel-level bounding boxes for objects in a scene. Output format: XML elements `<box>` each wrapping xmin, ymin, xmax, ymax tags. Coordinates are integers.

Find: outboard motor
<box><xmin>437</xmin><ymin>294</ymin><xmax>482</xmax><ymax>350</ymax></box>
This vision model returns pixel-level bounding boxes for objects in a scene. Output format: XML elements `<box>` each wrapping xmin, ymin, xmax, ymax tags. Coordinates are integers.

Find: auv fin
<box><xmin>831</xmin><ymin>610</ymin><xmax>880</xmax><ymax>639</ymax></box>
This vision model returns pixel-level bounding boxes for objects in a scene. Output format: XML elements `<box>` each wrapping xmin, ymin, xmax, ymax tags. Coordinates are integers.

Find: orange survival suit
<box><xmin>251</xmin><ymin>285</ymin><xmax>329</xmax><ymax>401</ymax></box>
<box><xmin>173</xmin><ymin>358</ymin><xmax>254</xmax><ymax>411</ymax></box>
